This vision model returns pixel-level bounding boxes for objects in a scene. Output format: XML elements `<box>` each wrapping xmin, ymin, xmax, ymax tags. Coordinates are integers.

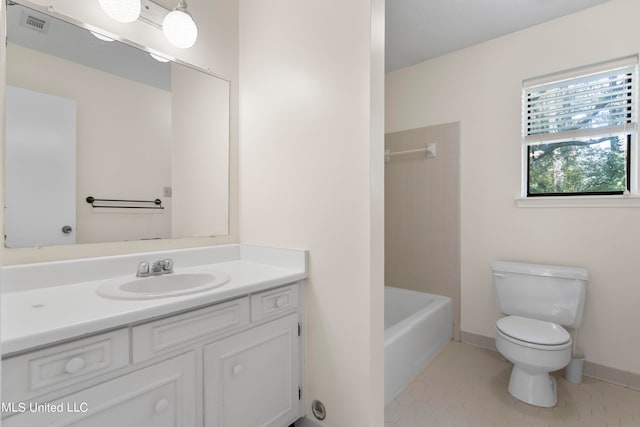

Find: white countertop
<box><xmin>1</xmin><ymin>245</ymin><xmax>308</xmax><ymax>356</ymax></box>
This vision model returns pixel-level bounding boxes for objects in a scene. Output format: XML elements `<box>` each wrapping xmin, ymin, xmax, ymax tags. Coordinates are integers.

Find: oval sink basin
<box><xmin>97</xmin><ymin>272</ymin><xmax>231</xmax><ymax>300</ymax></box>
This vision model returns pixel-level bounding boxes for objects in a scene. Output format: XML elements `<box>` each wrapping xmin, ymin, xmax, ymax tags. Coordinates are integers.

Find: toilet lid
<box><xmin>496</xmin><ymin>316</ymin><xmax>570</xmax><ymax>345</ymax></box>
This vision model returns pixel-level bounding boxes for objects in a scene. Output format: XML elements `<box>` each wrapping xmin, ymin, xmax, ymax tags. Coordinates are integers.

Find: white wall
<box><xmin>386</xmin><ymin>0</ymin><xmax>640</xmax><ymax>375</ymax></box>
<box><xmin>0</xmin><ymin>0</ymin><xmax>238</xmax><ymax>264</ymax></box>
<box><xmin>171</xmin><ymin>64</ymin><xmax>230</xmax><ymax>238</ymax></box>
<box><xmin>238</xmin><ymin>0</ymin><xmax>385</xmax><ymax>425</ymax></box>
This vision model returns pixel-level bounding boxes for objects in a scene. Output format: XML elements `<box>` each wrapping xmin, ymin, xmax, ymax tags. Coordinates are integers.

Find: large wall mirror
<box><xmin>4</xmin><ymin>1</ymin><xmax>230</xmax><ymax>248</ymax></box>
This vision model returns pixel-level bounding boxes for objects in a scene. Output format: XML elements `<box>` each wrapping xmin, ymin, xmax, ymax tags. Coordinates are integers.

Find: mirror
<box><xmin>4</xmin><ymin>1</ymin><xmax>230</xmax><ymax>248</ymax></box>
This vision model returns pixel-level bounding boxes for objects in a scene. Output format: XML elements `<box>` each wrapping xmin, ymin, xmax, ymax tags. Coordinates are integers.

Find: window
<box><xmin>522</xmin><ymin>57</ymin><xmax>638</xmax><ymax>197</ymax></box>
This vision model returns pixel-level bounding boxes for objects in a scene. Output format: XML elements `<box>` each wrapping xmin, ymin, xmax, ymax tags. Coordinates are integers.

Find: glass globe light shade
<box><xmin>98</xmin><ymin>0</ymin><xmax>141</xmax><ymax>23</ymax></box>
<box><xmin>163</xmin><ymin>8</ymin><xmax>198</xmax><ymax>49</ymax></box>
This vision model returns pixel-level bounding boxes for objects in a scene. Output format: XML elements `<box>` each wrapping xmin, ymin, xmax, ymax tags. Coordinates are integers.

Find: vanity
<box><xmin>0</xmin><ymin>244</ymin><xmax>308</xmax><ymax>426</ymax></box>
<box><xmin>0</xmin><ymin>1</ymin><xmax>303</xmax><ymax>425</ymax></box>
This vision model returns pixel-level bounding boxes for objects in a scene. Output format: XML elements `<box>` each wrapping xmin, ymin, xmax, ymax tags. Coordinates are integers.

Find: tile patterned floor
<box><xmin>385</xmin><ymin>341</ymin><xmax>640</xmax><ymax>427</ymax></box>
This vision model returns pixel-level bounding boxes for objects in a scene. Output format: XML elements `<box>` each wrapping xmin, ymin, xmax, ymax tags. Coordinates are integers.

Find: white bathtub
<box><xmin>384</xmin><ymin>286</ymin><xmax>452</xmax><ymax>405</ymax></box>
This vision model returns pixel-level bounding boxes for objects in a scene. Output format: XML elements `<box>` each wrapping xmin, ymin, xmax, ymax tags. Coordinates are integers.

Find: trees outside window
<box><xmin>528</xmin><ymin>135</ymin><xmax>629</xmax><ymax>195</ymax></box>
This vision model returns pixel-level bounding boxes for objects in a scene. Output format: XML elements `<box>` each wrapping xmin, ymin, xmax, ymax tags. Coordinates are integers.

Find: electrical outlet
<box><xmin>163</xmin><ymin>186</ymin><xmax>172</xmax><ymax>197</ymax></box>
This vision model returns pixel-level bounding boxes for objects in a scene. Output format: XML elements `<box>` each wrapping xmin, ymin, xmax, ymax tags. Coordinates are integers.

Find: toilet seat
<box><xmin>497</xmin><ymin>316</ymin><xmax>571</xmax><ymax>349</ymax></box>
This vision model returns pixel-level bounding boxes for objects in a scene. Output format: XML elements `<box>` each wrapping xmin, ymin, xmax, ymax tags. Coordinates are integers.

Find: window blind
<box><xmin>523</xmin><ymin>62</ymin><xmax>637</xmax><ymax>144</ymax></box>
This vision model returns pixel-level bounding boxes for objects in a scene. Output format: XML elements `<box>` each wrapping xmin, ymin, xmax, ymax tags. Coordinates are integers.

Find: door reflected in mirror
<box><xmin>4</xmin><ymin>1</ymin><xmax>230</xmax><ymax>248</ymax></box>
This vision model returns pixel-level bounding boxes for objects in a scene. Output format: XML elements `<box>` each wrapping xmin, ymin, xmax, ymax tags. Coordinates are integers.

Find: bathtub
<box><xmin>384</xmin><ymin>286</ymin><xmax>452</xmax><ymax>405</ymax></box>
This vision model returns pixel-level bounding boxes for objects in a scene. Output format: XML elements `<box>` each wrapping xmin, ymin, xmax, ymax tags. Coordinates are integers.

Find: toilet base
<box><xmin>507</xmin><ymin>365</ymin><xmax>557</xmax><ymax>407</ymax></box>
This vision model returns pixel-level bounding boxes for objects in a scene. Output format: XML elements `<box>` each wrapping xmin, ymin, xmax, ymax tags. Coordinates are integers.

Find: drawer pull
<box><xmin>64</xmin><ymin>357</ymin><xmax>86</xmax><ymax>374</ymax></box>
<box><xmin>275</xmin><ymin>297</ymin><xmax>287</xmax><ymax>308</ymax></box>
<box><xmin>232</xmin><ymin>364</ymin><xmax>244</xmax><ymax>376</ymax></box>
<box><xmin>154</xmin><ymin>398</ymin><xmax>169</xmax><ymax>413</ymax></box>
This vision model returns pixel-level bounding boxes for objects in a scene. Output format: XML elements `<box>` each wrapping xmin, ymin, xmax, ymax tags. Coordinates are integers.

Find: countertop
<box><xmin>1</xmin><ymin>245</ymin><xmax>308</xmax><ymax>356</ymax></box>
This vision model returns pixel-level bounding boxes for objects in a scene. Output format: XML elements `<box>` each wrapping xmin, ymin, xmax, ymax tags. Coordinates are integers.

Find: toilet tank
<box><xmin>492</xmin><ymin>261</ymin><xmax>588</xmax><ymax>328</ymax></box>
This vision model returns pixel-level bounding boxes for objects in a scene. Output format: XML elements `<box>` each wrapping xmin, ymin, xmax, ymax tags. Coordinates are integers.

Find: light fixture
<box><xmin>97</xmin><ymin>0</ymin><xmax>141</xmax><ymax>23</ymax></box>
<box><xmin>162</xmin><ymin>0</ymin><xmax>198</xmax><ymax>49</ymax></box>
<box><xmin>98</xmin><ymin>0</ymin><xmax>198</xmax><ymax>50</ymax></box>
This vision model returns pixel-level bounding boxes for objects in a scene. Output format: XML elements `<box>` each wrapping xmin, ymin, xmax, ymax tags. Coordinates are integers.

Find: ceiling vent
<box><xmin>20</xmin><ymin>11</ymin><xmax>50</xmax><ymax>33</ymax></box>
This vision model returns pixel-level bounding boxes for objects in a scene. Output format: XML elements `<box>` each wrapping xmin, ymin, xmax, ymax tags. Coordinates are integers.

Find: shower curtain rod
<box><xmin>385</xmin><ymin>144</ymin><xmax>435</xmax><ymax>162</ymax></box>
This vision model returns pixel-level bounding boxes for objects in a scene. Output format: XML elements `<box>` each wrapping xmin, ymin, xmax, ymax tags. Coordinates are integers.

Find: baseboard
<box><xmin>460</xmin><ymin>330</ymin><xmax>497</xmax><ymax>352</ymax></box>
<box><xmin>461</xmin><ymin>331</ymin><xmax>640</xmax><ymax>391</ymax></box>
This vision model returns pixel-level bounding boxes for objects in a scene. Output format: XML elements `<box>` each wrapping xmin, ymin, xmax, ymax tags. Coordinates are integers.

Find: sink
<box><xmin>97</xmin><ymin>272</ymin><xmax>231</xmax><ymax>300</ymax></box>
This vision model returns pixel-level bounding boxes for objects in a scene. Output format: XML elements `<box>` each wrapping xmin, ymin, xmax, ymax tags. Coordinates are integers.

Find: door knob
<box><xmin>61</xmin><ymin>225</ymin><xmax>73</xmax><ymax>234</ymax></box>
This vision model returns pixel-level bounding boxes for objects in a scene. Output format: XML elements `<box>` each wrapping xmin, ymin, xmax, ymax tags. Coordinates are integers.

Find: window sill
<box><xmin>515</xmin><ymin>195</ymin><xmax>640</xmax><ymax>208</ymax></box>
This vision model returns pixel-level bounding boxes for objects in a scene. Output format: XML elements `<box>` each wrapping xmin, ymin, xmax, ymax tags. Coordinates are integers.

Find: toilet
<box><xmin>492</xmin><ymin>261</ymin><xmax>588</xmax><ymax>407</ymax></box>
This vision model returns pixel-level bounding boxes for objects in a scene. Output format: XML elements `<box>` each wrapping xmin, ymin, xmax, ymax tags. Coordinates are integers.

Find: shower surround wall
<box><xmin>385</xmin><ymin>122</ymin><xmax>460</xmax><ymax>340</ymax></box>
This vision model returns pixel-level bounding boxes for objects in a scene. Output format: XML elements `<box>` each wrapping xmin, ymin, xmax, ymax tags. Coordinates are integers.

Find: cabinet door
<box><xmin>204</xmin><ymin>314</ymin><xmax>300</xmax><ymax>427</ymax></box>
<box><xmin>4</xmin><ymin>352</ymin><xmax>196</xmax><ymax>427</ymax></box>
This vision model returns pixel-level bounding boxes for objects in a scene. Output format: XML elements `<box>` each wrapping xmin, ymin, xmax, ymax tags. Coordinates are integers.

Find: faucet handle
<box><xmin>136</xmin><ymin>261</ymin><xmax>150</xmax><ymax>277</ymax></box>
<box><xmin>161</xmin><ymin>258</ymin><xmax>174</xmax><ymax>273</ymax></box>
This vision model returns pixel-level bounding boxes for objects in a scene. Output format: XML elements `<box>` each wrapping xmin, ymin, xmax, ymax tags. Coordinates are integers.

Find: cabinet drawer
<box><xmin>251</xmin><ymin>284</ymin><xmax>299</xmax><ymax>322</ymax></box>
<box><xmin>2</xmin><ymin>328</ymin><xmax>129</xmax><ymax>406</ymax></box>
<box><xmin>3</xmin><ymin>352</ymin><xmax>196</xmax><ymax>427</ymax></box>
<box><xmin>132</xmin><ymin>297</ymin><xmax>250</xmax><ymax>363</ymax></box>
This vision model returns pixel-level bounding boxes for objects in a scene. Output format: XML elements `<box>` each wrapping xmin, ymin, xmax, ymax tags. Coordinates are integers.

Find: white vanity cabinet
<box><xmin>1</xmin><ymin>282</ymin><xmax>304</xmax><ymax>427</ymax></box>
<box><xmin>204</xmin><ymin>313</ymin><xmax>300</xmax><ymax>427</ymax></box>
<box><xmin>3</xmin><ymin>351</ymin><xmax>197</xmax><ymax>427</ymax></box>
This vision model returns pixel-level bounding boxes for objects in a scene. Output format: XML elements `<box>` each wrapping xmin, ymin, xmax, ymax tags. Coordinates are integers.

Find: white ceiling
<box><xmin>385</xmin><ymin>0</ymin><xmax>611</xmax><ymax>72</ymax></box>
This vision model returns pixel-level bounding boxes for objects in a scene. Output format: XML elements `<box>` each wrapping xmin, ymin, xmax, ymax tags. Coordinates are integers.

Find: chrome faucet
<box><xmin>136</xmin><ymin>258</ymin><xmax>173</xmax><ymax>277</ymax></box>
<box><xmin>136</xmin><ymin>261</ymin><xmax>150</xmax><ymax>277</ymax></box>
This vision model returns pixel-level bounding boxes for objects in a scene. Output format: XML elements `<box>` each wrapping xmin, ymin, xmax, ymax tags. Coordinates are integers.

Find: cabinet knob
<box><xmin>64</xmin><ymin>357</ymin><xmax>85</xmax><ymax>374</ymax></box>
<box><xmin>275</xmin><ymin>297</ymin><xmax>287</xmax><ymax>308</ymax></box>
<box><xmin>232</xmin><ymin>364</ymin><xmax>244</xmax><ymax>376</ymax></box>
<box><xmin>154</xmin><ymin>398</ymin><xmax>169</xmax><ymax>413</ymax></box>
